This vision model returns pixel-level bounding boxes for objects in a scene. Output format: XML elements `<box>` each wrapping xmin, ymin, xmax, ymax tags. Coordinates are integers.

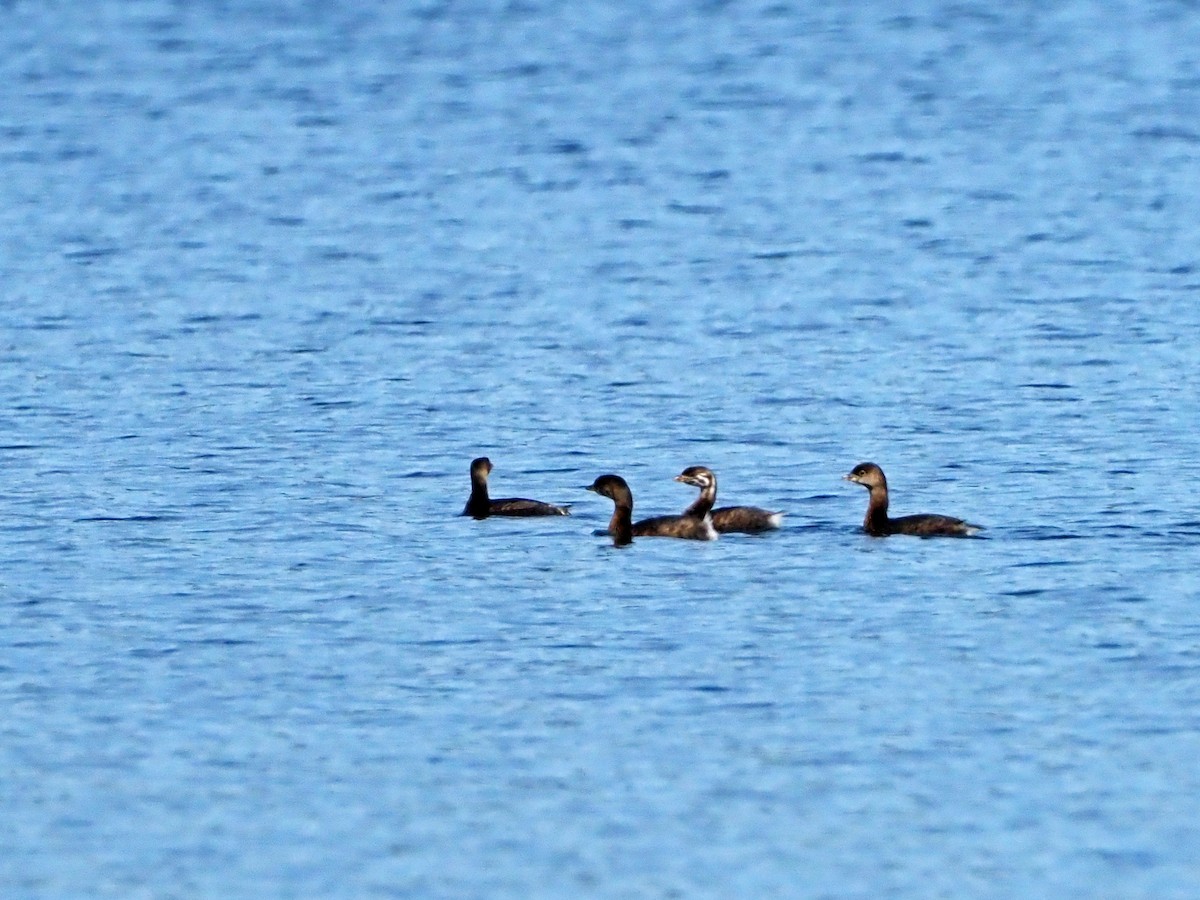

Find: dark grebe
<box><xmin>586</xmin><ymin>474</ymin><xmax>716</xmax><ymax>544</ymax></box>
<box><xmin>843</xmin><ymin>462</ymin><xmax>981</xmax><ymax>537</ymax></box>
<box><xmin>675</xmin><ymin>465</ymin><xmax>782</xmax><ymax>533</ymax></box>
<box><xmin>462</xmin><ymin>457</ymin><xmax>570</xmax><ymax>519</ymax></box>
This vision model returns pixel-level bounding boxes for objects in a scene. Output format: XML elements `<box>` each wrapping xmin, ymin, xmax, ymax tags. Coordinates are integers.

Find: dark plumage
<box><xmin>586</xmin><ymin>474</ymin><xmax>716</xmax><ymax>545</ymax></box>
<box><xmin>462</xmin><ymin>457</ymin><xmax>570</xmax><ymax>520</ymax></box>
<box><xmin>843</xmin><ymin>462</ymin><xmax>982</xmax><ymax>537</ymax></box>
<box><xmin>675</xmin><ymin>465</ymin><xmax>782</xmax><ymax>534</ymax></box>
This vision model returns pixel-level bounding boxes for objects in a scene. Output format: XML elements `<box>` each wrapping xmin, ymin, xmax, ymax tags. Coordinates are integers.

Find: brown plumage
<box><xmin>586</xmin><ymin>474</ymin><xmax>716</xmax><ymax>545</ymax></box>
<box><xmin>462</xmin><ymin>457</ymin><xmax>570</xmax><ymax>520</ymax></box>
<box><xmin>675</xmin><ymin>465</ymin><xmax>782</xmax><ymax>534</ymax></box>
<box><xmin>843</xmin><ymin>462</ymin><xmax>981</xmax><ymax>537</ymax></box>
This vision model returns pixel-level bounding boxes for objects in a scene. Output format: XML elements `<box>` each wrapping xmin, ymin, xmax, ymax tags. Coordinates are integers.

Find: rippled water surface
<box><xmin>3</xmin><ymin>1</ymin><xmax>1200</xmax><ymax>896</ymax></box>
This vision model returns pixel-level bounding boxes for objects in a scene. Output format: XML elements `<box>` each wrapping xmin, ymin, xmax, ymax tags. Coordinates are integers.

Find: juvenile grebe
<box><xmin>843</xmin><ymin>462</ymin><xmax>981</xmax><ymax>537</ymax></box>
<box><xmin>462</xmin><ymin>457</ymin><xmax>570</xmax><ymax>519</ymax></box>
<box><xmin>675</xmin><ymin>465</ymin><xmax>782</xmax><ymax>533</ymax></box>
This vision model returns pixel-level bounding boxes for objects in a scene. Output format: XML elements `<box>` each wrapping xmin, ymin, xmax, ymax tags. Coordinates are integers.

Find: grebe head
<box><xmin>844</xmin><ymin>461</ymin><xmax>886</xmax><ymax>491</ymax></box>
<box><xmin>674</xmin><ymin>466</ymin><xmax>716</xmax><ymax>490</ymax></box>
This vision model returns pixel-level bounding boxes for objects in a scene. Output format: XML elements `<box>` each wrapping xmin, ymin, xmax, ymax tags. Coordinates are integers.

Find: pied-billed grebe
<box><xmin>586</xmin><ymin>474</ymin><xmax>716</xmax><ymax>545</ymax></box>
<box><xmin>675</xmin><ymin>465</ymin><xmax>782</xmax><ymax>533</ymax></box>
<box><xmin>843</xmin><ymin>462</ymin><xmax>981</xmax><ymax>537</ymax></box>
<box><xmin>462</xmin><ymin>457</ymin><xmax>570</xmax><ymax>519</ymax></box>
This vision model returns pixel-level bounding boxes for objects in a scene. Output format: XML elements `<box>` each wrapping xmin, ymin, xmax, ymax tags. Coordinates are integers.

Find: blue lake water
<box><xmin>3</xmin><ymin>1</ymin><xmax>1200</xmax><ymax>896</ymax></box>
